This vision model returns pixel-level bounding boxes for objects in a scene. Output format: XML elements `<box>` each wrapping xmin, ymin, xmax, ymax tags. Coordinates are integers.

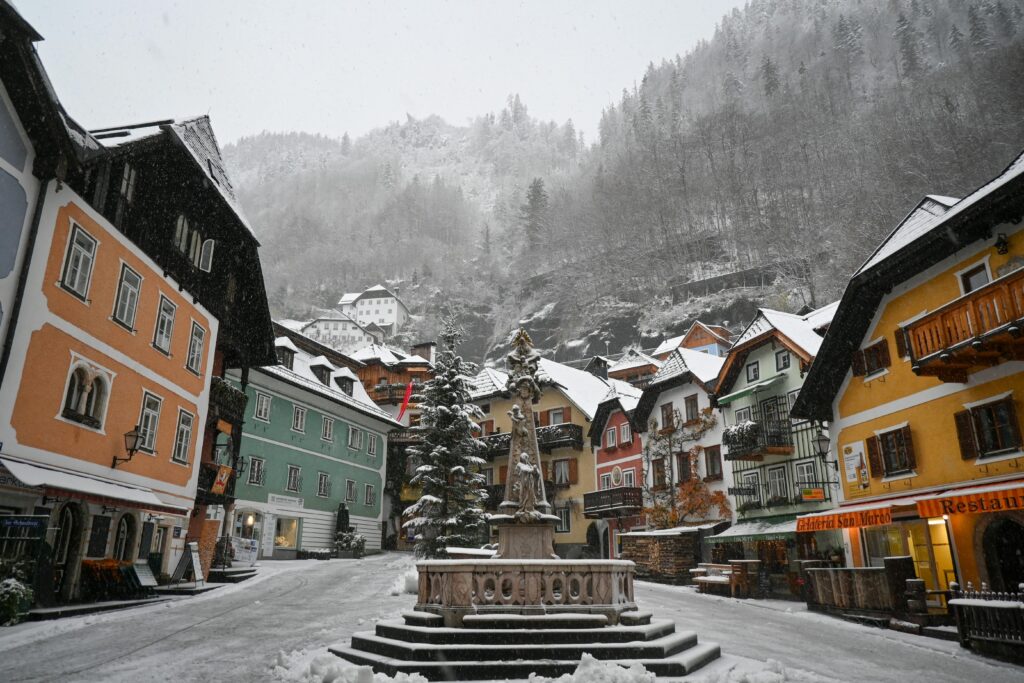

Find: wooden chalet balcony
<box><xmin>904</xmin><ymin>267</ymin><xmax>1024</xmax><ymax>382</ymax></box>
<box><xmin>390</xmin><ymin>428</ymin><xmax>422</xmax><ymax>445</ymax></box>
<box><xmin>209</xmin><ymin>376</ymin><xmax>247</xmax><ymax>424</ymax></box>
<box><xmin>369</xmin><ymin>381</ymin><xmax>424</xmax><ymax>405</ymax></box>
<box><xmin>583</xmin><ymin>487</ymin><xmax>643</xmax><ymax>518</ymax></box>
<box><xmin>478</xmin><ymin>423</ymin><xmax>584</xmax><ymax>458</ymax></box>
<box><xmin>722</xmin><ymin>412</ymin><xmax>793</xmax><ymax>461</ymax></box>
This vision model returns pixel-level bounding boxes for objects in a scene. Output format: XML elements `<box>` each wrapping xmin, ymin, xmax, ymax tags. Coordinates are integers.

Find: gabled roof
<box><xmin>588</xmin><ymin>382</ymin><xmax>644</xmax><ymax>443</ymax></box>
<box><xmin>607</xmin><ymin>348</ymin><xmax>662</xmax><ymax>374</ymax></box>
<box><xmin>468</xmin><ymin>367</ymin><xmax>510</xmax><ymax>401</ymax></box>
<box><xmin>633</xmin><ymin>349</ymin><xmax>724</xmax><ymax>431</ymax></box>
<box><xmin>353</xmin><ymin>284</ymin><xmax>410</xmax><ymax>313</ymax></box>
<box><xmin>92</xmin><ymin>116</ymin><xmax>256</xmax><ymax>240</ymax></box>
<box><xmin>653</xmin><ymin>321</ymin><xmax>733</xmax><ymax>357</ymax></box>
<box><xmin>338</xmin><ymin>292</ymin><xmax>361</xmax><ymax>306</ymax></box>
<box><xmin>793</xmin><ymin>150</ymin><xmax>1024</xmax><ymax>422</ymax></box>
<box><xmin>397</xmin><ymin>354</ymin><xmax>431</xmax><ymax>366</ymax></box>
<box><xmin>715</xmin><ymin>303</ymin><xmax>834</xmax><ymax>396</ymax></box>
<box><xmin>349</xmin><ymin>342</ymin><xmax>407</xmax><ymax>366</ymax></box>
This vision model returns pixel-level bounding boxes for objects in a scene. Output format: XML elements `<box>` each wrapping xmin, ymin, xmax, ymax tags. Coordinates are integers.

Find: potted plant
<box><xmin>723</xmin><ymin>420</ymin><xmax>760</xmax><ymax>452</ymax></box>
<box><xmin>737</xmin><ymin>500</ymin><xmax>762</xmax><ymax>515</ymax></box>
<box><xmin>765</xmin><ymin>495</ymin><xmax>790</xmax><ymax>508</ymax></box>
<box><xmin>335</xmin><ymin>531</ymin><xmax>366</xmax><ymax>559</ymax></box>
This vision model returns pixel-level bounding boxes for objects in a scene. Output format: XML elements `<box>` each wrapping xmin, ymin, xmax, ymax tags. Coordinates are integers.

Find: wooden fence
<box><xmin>948</xmin><ymin>581</ymin><xmax>1024</xmax><ymax>654</ymax></box>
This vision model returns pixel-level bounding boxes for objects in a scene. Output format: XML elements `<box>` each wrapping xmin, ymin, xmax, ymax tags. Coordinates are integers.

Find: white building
<box><xmin>300</xmin><ymin>310</ymin><xmax>382</xmax><ymax>354</ymax></box>
<box><xmin>337</xmin><ymin>285</ymin><xmax>410</xmax><ymax>336</ymax></box>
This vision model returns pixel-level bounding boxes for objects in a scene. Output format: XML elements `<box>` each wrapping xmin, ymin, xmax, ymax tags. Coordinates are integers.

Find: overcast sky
<box><xmin>20</xmin><ymin>1</ymin><xmax>744</xmax><ymax>145</ymax></box>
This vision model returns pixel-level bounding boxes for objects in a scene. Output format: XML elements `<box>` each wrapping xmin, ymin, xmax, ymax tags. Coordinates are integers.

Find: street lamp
<box><xmin>813</xmin><ymin>429</ymin><xmax>831</xmax><ymax>458</ymax></box>
<box><xmin>112</xmin><ymin>426</ymin><xmax>142</xmax><ymax>468</ymax></box>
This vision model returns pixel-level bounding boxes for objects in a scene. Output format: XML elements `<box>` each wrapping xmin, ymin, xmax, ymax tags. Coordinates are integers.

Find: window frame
<box><xmin>185</xmin><ymin>322</ymin><xmax>206</xmax><ymax>375</ymax></box>
<box><xmin>345</xmin><ymin>479</ymin><xmax>357</xmax><ymax>502</ymax></box>
<box><xmin>684</xmin><ymin>394</ymin><xmax>699</xmax><ymax>423</ymax></box>
<box><xmin>368</xmin><ymin>433</ymin><xmax>378</xmax><ymax>456</ymax></box>
<box><xmin>618</xmin><ymin>423</ymin><xmax>631</xmax><ymax>445</ymax></box>
<box><xmin>112</xmin><ymin>262</ymin><xmax>142</xmax><ymax>330</ymax></box>
<box><xmin>622</xmin><ymin>468</ymin><xmax>635</xmax><ymax>487</ymax></box>
<box><xmin>248</xmin><ymin>456</ymin><xmax>265</xmax><ymax>485</ymax></box>
<box><xmin>605</xmin><ymin>427</ymin><xmax>617</xmax><ymax>448</ymax></box>
<box><xmin>549</xmin><ymin>407</ymin><xmax>564</xmax><ymax>425</ymax></box>
<box><xmin>704</xmin><ymin>445</ymin><xmax>723</xmax><ymax>481</ymax></box>
<box><xmin>60</xmin><ymin>224</ymin><xmax>98</xmax><ymax>301</ymax></box>
<box><xmin>660</xmin><ymin>403</ymin><xmax>675</xmax><ymax>430</ymax></box>
<box><xmin>554</xmin><ymin>506</ymin><xmax>571</xmax><ymax>533</ymax></box>
<box><xmin>170</xmin><ymin>409</ymin><xmax>194</xmax><ymax>464</ymax></box>
<box><xmin>958</xmin><ymin>261</ymin><xmax>991</xmax><ymax>295</ymax></box>
<box><xmin>254</xmin><ymin>392</ymin><xmax>271</xmax><ymax>422</ymax></box>
<box><xmin>775</xmin><ymin>350</ymin><xmax>790</xmax><ymax>372</ymax></box>
<box><xmin>735</xmin><ymin>406</ymin><xmax>752</xmax><ymax>424</ymax></box>
<box><xmin>321</xmin><ymin>417</ymin><xmax>334</xmax><ymax>442</ymax></box>
<box><xmin>877</xmin><ymin>426</ymin><xmax>913</xmax><ymax>475</ymax></box>
<box><xmin>348</xmin><ymin>427</ymin><xmax>363</xmax><ymax>450</ymax></box>
<box><xmin>291</xmin><ymin>405</ymin><xmax>306</xmax><ymax>433</ymax></box>
<box><xmin>364</xmin><ymin>483</ymin><xmax>376</xmax><ymax>506</ymax></box>
<box><xmin>795</xmin><ymin>459</ymin><xmax>816</xmax><ymax>488</ymax></box>
<box><xmin>971</xmin><ymin>399</ymin><xmax>1021</xmax><ymax>458</ymax></box>
<box><xmin>152</xmin><ymin>295</ymin><xmax>177</xmax><ymax>354</ymax></box>
<box><xmin>286</xmin><ymin>465</ymin><xmax>302</xmax><ymax>493</ymax></box>
<box><xmin>553</xmin><ymin>459</ymin><xmax>570</xmax><ymax>485</ymax></box>
<box><xmin>746</xmin><ymin>361</ymin><xmax>760</xmax><ymax>383</ymax></box>
<box><xmin>600</xmin><ymin>473</ymin><xmax>612</xmax><ymax>489</ymax></box>
<box><xmin>137</xmin><ymin>391</ymin><xmax>163</xmax><ymax>454</ymax></box>
<box><xmin>767</xmin><ymin>465</ymin><xmax>788</xmax><ymax>501</ymax></box>
<box><xmin>317</xmin><ymin>472</ymin><xmax>330</xmax><ymax>498</ymax></box>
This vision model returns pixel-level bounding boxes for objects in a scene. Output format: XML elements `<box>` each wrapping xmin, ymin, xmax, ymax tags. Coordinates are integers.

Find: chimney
<box><xmin>411</xmin><ymin>341</ymin><xmax>437</xmax><ymax>364</ymax></box>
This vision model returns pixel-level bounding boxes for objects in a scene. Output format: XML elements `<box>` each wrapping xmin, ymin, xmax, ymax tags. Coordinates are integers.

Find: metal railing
<box><xmin>479</xmin><ymin>423</ymin><xmax>584</xmax><ymax>458</ymax></box>
<box><xmin>723</xmin><ymin>404</ymin><xmax>793</xmax><ymax>460</ymax></box>
<box><xmin>949</xmin><ymin>581</ymin><xmax>1024</xmax><ymax>649</ymax></box>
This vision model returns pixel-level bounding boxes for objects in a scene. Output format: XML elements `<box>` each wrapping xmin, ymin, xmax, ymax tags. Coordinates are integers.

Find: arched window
<box><xmin>174</xmin><ymin>215</ymin><xmax>190</xmax><ymax>253</ymax></box>
<box><xmin>113</xmin><ymin>514</ymin><xmax>135</xmax><ymax>562</ymax></box>
<box><xmin>63</xmin><ymin>364</ymin><xmax>109</xmax><ymax>429</ymax></box>
<box><xmin>54</xmin><ymin>505</ymin><xmax>76</xmax><ymax>565</ymax></box>
<box><xmin>189</xmin><ymin>229</ymin><xmax>202</xmax><ymax>267</ymax></box>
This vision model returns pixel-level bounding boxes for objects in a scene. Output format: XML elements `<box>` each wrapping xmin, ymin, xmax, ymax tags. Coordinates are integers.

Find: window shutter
<box><xmin>954</xmin><ymin>410</ymin><xmax>978</xmax><ymax>460</ymax></box>
<box><xmin>541</xmin><ymin>461</ymin><xmax>550</xmax><ymax>481</ymax></box>
<box><xmin>894</xmin><ymin>329</ymin><xmax>908</xmax><ymax>359</ymax></box>
<box><xmin>563</xmin><ymin>406</ymin><xmax>572</xmax><ymax>423</ymax></box>
<box><xmin>851</xmin><ymin>350</ymin><xmax>866</xmax><ymax>377</ymax></box>
<box><xmin>901</xmin><ymin>426</ymin><xmax>916</xmax><ymax>470</ymax></box>
<box><xmin>568</xmin><ymin>458</ymin><xmax>579</xmax><ymax>484</ymax></box>
<box><xmin>866</xmin><ymin>436</ymin><xmax>883</xmax><ymax>478</ymax></box>
<box><xmin>540</xmin><ymin>410</ymin><xmax>550</xmax><ymax>427</ymax></box>
<box><xmin>1001</xmin><ymin>398</ymin><xmax>1023</xmax><ymax>450</ymax></box>
<box><xmin>877</xmin><ymin>340</ymin><xmax>892</xmax><ymax>368</ymax></box>
<box><xmin>499</xmin><ymin>465</ymin><xmax>508</xmax><ymax>484</ymax></box>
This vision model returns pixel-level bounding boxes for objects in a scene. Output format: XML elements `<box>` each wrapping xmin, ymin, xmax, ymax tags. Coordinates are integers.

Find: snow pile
<box><xmin>389</xmin><ymin>566</ymin><xmax>419</xmax><ymax>596</ymax></box>
<box><xmin>693</xmin><ymin>658</ymin><xmax>837</xmax><ymax>683</ymax></box>
<box><xmin>527</xmin><ymin>653</ymin><xmax>655</xmax><ymax>683</ymax></box>
<box><xmin>273</xmin><ymin>649</ymin><xmax>426</xmax><ymax>683</ymax></box>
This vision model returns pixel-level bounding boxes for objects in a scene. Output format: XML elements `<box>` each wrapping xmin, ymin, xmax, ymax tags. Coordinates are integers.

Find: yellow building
<box><xmin>793</xmin><ymin>152</ymin><xmax>1024</xmax><ymax>599</ymax></box>
<box><xmin>470</xmin><ymin>359</ymin><xmax>632</xmax><ymax>557</ymax></box>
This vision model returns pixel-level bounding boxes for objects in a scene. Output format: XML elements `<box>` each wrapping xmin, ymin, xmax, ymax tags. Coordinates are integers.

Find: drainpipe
<box><xmin>0</xmin><ymin>178</ymin><xmax>51</xmax><ymax>391</ymax></box>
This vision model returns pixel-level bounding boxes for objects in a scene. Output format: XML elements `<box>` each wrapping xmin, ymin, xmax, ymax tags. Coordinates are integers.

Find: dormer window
<box><xmin>277</xmin><ymin>348</ymin><xmax>294</xmax><ymax>370</ymax></box>
<box><xmin>334</xmin><ymin>376</ymin><xmax>354</xmax><ymax>396</ymax></box>
<box><xmin>312</xmin><ymin>365</ymin><xmax>331</xmax><ymax>385</ymax></box>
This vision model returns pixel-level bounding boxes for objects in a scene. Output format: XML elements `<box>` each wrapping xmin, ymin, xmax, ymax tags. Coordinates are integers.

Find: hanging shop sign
<box><xmin>799</xmin><ymin>487</ymin><xmax>826</xmax><ymax>502</ymax></box>
<box><xmin>728</xmin><ymin>486</ymin><xmax>757</xmax><ymax>496</ymax></box>
<box><xmin>842</xmin><ymin>443</ymin><xmax>864</xmax><ymax>483</ymax></box>
<box><xmin>210</xmin><ymin>466</ymin><xmax>233</xmax><ymax>495</ymax></box>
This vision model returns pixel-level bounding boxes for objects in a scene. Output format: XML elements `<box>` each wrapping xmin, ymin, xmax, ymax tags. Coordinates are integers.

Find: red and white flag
<box><xmin>397</xmin><ymin>381</ymin><xmax>414</xmax><ymax>421</ymax></box>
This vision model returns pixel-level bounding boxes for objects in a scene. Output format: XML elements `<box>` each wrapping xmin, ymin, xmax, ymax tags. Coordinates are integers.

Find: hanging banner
<box><xmin>843</xmin><ymin>442</ymin><xmax>864</xmax><ymax>483</ymax></box>
<box><xmin>210</xmin><ymin>466</ymin><xmax>233</xmax><ymax>495</ymax></box>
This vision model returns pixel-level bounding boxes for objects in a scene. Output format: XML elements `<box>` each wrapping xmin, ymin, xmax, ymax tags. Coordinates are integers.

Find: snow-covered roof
<box><xmin>258</xmin><ymin>348</ymin><xmax>396</xmax><ymax>425</ymax></box>
<box><xmin>856</xmin><ymin>194</ymin><xmax>962</xmax><ymax>275</ymax></box>
<box><xmin>537</xmin><ymin>358</ymin><xmax>619</xmax><ymax>421</ymax></box>
<box><xmin>308</xmin><ymin>355</ymin><xmax>335</xmax><ymax>370</ymax></box>
<box><xmin>276</xmin><ymin>319</ymin><xmax>310</xmax><ymax>332</ymax></box>
<box><xmin>653</xmin><ymin>322</ymin><xmax>732</xmax><ymax>357</ymax></box>
<box><xmin>653</xmin><ymin>334</ymin><xmax>685</xmax><ymax>358</ymax></box>
<box><xmin>332</xmin><ymin>367</ymin><xmax>359</xmax><ymax>382</ymax></box>
<box><xmin>93</xmin><ymin>116</ymin><xmax>255</xmax><ymax>239</ymax></box>
<box><xmin>349</xmin><ymin>343</ymin><xmax>407</xmax><ymax>366</ymax></box>
<box><xmin>274</xmin><ymin>336</ymin><xmax>300</xmax><ymax>353</ymax></box>
<box><xmin>397</xmin><ymin>354</ymin><xmax>431</xmax><ymax>366</ymax></box>
<box><xmin>338</xmin><ymin>292</ymin><xmax>361</xmax><ymax>306</ymax></box>
<box><xmin>621</xmin><ymin>523</ymin><xmax>720</xmax><ymax>537</ymax></box>
<box><xmin>469</xmin><ymin>367</ymin><xmax>510</xmax><ymax>400</ymax></box>
<box><xmin>651</xmin><ymin>348</ymin><xmax>725</xmax><ymax>387</ymax></box>
<box><xmin>607</xmin><ymin>348</ymin><xmax>662</xmax><ymax>374</ymax></box>
<box><xmin>732</xmin><ymin>303</ymin><xmax>836</xmax><ymax>360</ymax></box>
<box><xmin>598</xmin><ymin>380</ymin><xmax>644</xmax><ymax>414</ymax></box>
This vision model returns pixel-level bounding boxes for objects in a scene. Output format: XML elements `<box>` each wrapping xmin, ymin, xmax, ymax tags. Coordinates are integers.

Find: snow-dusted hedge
<box><xmin>0</xmin><ymin>578</ymin><xmax>33</xmax><ymax>626</ymax></box>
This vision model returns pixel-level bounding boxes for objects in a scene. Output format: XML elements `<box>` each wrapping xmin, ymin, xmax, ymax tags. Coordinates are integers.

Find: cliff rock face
<box><xmin>226</xmin><ymin>0</ymin><xmax>1024</xmax><ymax>363</ymax></box>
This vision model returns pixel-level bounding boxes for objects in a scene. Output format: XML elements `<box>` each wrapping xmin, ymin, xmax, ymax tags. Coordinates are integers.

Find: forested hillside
<box><xmin>225</xmin><ymin>0</ymin><xmax>1024</xmax><ymax>363</ymax></box>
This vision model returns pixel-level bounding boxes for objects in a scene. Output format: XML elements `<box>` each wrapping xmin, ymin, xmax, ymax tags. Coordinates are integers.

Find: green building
<box><xmin>227</xmin><ymin>325</ymin><xmax>398</xmax><ymax>558</ymax></box>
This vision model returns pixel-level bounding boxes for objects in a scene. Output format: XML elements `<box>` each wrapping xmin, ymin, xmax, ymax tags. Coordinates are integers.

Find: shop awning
<box><xmin>0</xmin><ymin>456</ymin><xmax>188</xmax><ymax>515</ymax></box>
<box><xmin>796</xmin><ymin>495</ymin><xmax>921</xmax><ymax>532</ymax></box>
<box><xmin>916</xmin><ymin>480</ymin><xmax>1024</xmax><ymax>518</ymax></box>
<box><xmin>716</xmin><ymin>373</ymin><xmax>786</xmax><ymax>405</ymax></box>
<box><xmin>705</xmin><ymin>517</ymin><xmax>796</xmax><ymax>543</ymax></box>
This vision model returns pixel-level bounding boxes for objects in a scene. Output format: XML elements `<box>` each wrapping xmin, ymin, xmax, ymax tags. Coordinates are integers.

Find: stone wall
<box><xmin>620</xmin><ymin>533</ymin><xmax>700</xmax><ymax>584</ymax></box>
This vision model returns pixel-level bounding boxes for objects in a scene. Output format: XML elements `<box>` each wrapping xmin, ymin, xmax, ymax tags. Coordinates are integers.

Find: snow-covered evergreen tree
<box><xmin>402</xmin><ymin>314</ymin><xmax>488</xmax><ymax>558</ymax></box>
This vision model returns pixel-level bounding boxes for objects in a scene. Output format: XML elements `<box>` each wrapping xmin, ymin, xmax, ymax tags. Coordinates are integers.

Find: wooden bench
<box><xmin>692</xmin><ymin>561</ymin><xmax>760</xmax><ymax>599</ymax></box>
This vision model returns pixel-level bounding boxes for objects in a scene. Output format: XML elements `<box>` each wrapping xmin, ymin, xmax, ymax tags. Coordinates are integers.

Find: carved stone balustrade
<box><xmin>416</xmin><ymin>559</ymin><xmax>637</xmax><ymax>626</ymax></box>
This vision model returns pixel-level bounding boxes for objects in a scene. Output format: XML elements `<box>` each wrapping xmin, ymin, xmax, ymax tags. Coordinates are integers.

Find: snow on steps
<box><xmin>461</xmin><ymin>613</ymin><xmax>608</xmax><ymax>629</ymax></box>
<box><xmin>330</xmin><ymin>616</ymin><xmax>720</xmax><ymax>680</ymax></box>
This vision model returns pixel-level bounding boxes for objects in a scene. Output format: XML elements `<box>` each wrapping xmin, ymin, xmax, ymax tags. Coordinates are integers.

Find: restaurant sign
<box><xmin>917</xmin><ymin>486</ymin><xmax>1024</xmax><ymax>518</ymax></box>
<box><xmin>800</xmin><ymin>487</ymin><xmax>826</xmax><ymax>502</ymax></box>
<box><xmin>796</xmin><ymin>506</ymin><xmax>892</xmax><ymax>532</ymax></box>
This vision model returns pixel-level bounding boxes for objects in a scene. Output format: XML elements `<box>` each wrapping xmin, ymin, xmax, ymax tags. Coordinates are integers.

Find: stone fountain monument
<box><xmin>331</xmin><ymin>330</ymin><xmax>721</xmax><ymax>680</ymax></box>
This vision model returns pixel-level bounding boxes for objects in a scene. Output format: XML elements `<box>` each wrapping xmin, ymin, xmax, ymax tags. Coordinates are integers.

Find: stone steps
<box><xmin>329</xmin><ymin>641</ymin><xmax>721</xmax><ymax>680</ymax></box>
<box><xmin>350</xmin><ymin>627</ymin><xmax>696</xmax><ymax>662</ymax></box>
<box><xmin>377</xmin><ymin>619</ymin><xmax>676</xmax><ymax>645</ymax></box>
<box><xmin>461</xmin><ymin>612</ymin><xmax>609</xmax><ymax>629</ymax></box>
<box><xmin>619</xmin><ymin>610</ymin><xmax>653</xmax><ymax>626</ymax></box>
<box><xmin>331</xmin><ymin>616</ymin><xmax>721</xmax><ymax>680</ymax></box>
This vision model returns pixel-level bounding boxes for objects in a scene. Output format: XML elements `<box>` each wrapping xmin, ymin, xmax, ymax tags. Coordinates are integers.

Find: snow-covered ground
<box><xmin>0</xmin><ymin>555</ymin><xmax>1020</xmax><ymax>682</ymax></box>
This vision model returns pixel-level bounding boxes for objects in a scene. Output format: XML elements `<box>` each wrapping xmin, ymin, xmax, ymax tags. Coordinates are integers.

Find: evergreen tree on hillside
<box><xmin>969</xmin><ymin>5</ymin><xmax>994</xmax><ymax>51</ymax></box>
<box><xmin>894</xmin><ymin>13</ymin><xmax>925</xmax><ymax>78</ymax></box>
<box><xmin>759</xmin><ymin>55</ymin><xmax>780</xmax><ymax>98</ymax></box>
<box><xmin>949</xmin><ymin>24</ymin><xmax>966</xmax><ymax>55</ymax></box>
<box><xmin>403</xmin><ymin>314</ymin><xmax>488</xmax><ymax>559</ymax></box>
<box><xmin>520</xmin><ymin>178</ymin><xmax>549</xmax><ymax>249</ymax></box>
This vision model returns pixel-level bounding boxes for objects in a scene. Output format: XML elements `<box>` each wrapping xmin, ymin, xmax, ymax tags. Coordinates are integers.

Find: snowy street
<box><xmin>0</xmin><ymin>553</ymin><xmax>1021</xmax><ymax>682</ymax></box>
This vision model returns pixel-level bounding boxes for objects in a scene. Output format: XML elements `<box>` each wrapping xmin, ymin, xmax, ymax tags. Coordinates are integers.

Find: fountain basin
<box><xmin>416</xmin><ymin>559</ymin><xmax>636</xmax><ymax>627</ymax></box>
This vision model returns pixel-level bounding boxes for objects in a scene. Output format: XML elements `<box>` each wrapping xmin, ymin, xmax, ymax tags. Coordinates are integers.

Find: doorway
<box><xmin>52</xmin><ymin>504</ymin><xmax>84</xmax><ymax>601</ymax></box>
<box><xmin>983</xmin><ymin>517</ymin><xmax>1024</xmax><ymax>592</ymax></box>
